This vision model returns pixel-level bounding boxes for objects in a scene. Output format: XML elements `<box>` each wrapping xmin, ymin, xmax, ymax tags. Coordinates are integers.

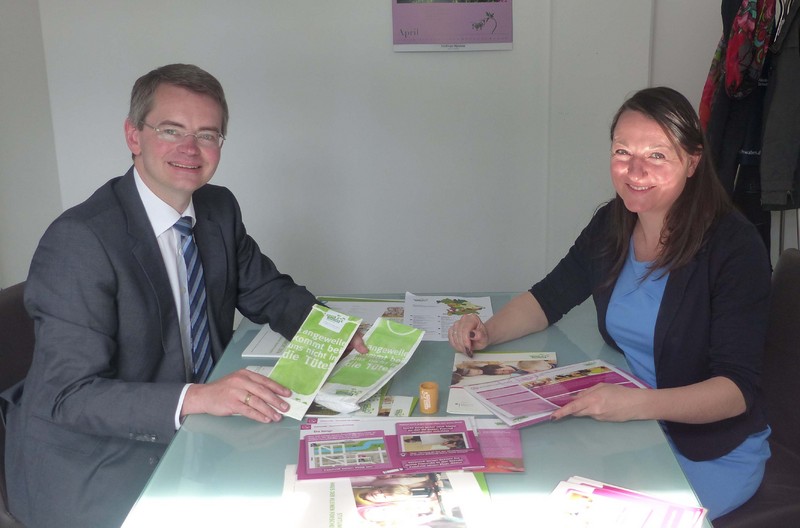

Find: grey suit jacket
<box><xmin>3</xmin><ymin>169</ymin><xmax>316</xmax><ymax>528</ymax></box>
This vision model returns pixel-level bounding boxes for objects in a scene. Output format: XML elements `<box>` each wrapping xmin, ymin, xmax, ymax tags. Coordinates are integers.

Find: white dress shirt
<box><xmin>133</xmin><ymin>169</ymin><xmax>195</xmax><ymax>428</ymax></box>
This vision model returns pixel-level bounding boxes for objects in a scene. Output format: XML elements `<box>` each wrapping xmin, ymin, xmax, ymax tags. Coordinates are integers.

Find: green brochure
<box><xmin>268</xmin><ymin>304</ymin><xmax>362</xmax><ymax>420</ymax></box>
<box><xmin>314</xmin><ymin>317</ymin><xmax>425</xmax><ymax>413</ymax></box>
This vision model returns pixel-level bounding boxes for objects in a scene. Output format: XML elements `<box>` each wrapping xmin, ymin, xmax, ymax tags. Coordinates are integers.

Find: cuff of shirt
<box><xmin>175</xmin><ymin>383</ymin><xmax>192</xmax><ymax>429</ymax></box>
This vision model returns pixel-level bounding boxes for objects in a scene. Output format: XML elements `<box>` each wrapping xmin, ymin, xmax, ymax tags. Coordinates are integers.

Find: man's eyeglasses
<box><xmin>141</xmin><ymin>122</ymin><xmax>225</xmax><ymax>149</ymax></box>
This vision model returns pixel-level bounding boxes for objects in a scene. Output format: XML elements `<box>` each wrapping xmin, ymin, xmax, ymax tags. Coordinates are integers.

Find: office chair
<box><xmin>0</xmin><ymin>282</ymin><xmax>33</xmax><ymax>528</ymax></box>
<box><xmin>714</xmin><ymin>248</ymin><xmax>800</xmax><ymax>527</ymax></box>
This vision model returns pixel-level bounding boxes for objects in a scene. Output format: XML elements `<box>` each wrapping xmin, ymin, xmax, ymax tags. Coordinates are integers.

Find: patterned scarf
<box><xmin>700</xmin><ymin>0</ymin><xmax>776</xmax><ymax>129</ymax></box>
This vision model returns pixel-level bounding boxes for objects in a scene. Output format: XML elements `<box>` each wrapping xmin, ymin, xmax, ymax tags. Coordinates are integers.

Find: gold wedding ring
<box><xmin>244</xmin><ymin>392</ymin><xmax>252</xmax><ymax>406</ymax></box>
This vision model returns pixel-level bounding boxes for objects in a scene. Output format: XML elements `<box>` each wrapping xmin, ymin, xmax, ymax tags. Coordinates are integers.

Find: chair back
<box><xmin>762</xmin><ymin>248</ymin><xmax>800</xmax><ymax>450</ymax></box>
<box><xmin>0</xmin><ymin>281</ymin><xmax>33</xmax><ymax>527</ymax></box>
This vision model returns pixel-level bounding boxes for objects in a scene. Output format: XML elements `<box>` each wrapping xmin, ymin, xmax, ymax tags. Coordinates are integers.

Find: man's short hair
<box><xmin>128</xmin><ymin>64</ymin><xmax>229</xmax><ymax>135</ymax></box>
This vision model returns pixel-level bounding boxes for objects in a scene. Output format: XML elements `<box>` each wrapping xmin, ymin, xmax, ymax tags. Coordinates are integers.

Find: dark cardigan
<box><xmin>531</xmin><ymin>202</ymin><xmax>770</xmax><ymax>461</ymax></box>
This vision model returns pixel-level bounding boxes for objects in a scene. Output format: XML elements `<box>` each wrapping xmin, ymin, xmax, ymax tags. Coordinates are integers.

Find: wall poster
<box><xmin>392</xmin><ymin>0</ymin><xmax>513</xmax><ymax>52</ymax></box>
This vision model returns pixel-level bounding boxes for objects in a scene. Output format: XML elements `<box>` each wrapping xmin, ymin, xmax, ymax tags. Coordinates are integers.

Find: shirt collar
<box><xmin>133</xmin><ymin>168</ymin><xmax>197</xmax><ymax>237</ymax></box>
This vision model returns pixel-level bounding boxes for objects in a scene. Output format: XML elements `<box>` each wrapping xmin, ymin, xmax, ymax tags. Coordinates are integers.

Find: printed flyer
<box><xmin>282</xmin><ymin>465</ymin><xmax>492</xmax><ymax>528</ymax></box>
<box><xmin>403</xmin><ymin>292</ymin><xmax>493</xmax><ymax>341</ymax></box>
<box><xmin>297</xmin><ymin>416</ymin><xmax>485</xmax><ymax>480</ymax></box>
<box><xmin>463</xmin><ymin>360</ymin><xmax>647</xmax><ymax>428</ymax></box>
<box><xmin>268</xmin><ymin>305</ymin><xmax>362</xmax><ymax>420</ymax></box>
<box><xmin>448</xmin><ymin>351</ymin><xmax>557</xmax><ymax>415</ymax></box>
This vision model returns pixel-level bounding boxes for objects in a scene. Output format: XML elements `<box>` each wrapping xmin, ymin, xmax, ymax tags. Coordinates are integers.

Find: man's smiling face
<box><xmin>125</xmin><ymin>83</ymin><xmax>223</xmax><ymax>212</ymax></box>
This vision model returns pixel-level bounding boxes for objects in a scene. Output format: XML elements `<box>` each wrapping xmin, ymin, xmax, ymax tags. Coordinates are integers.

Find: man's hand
<box><xmin>181</xmin><ymin>368</ymin><xmax>292</xmax><ymax>423</ymax></box>
<box><xmin>346</xmin><ymin>332</ymin><xmax>368</xmax><ymax>354</ymax></box>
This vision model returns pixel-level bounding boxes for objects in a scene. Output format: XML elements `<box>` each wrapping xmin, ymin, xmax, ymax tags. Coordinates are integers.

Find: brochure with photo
<box><xmin>448</xmin><ymin>351</ymin><xmax>557</xmax><ymax>415</ymax></box>
<box><xmin>463</xmin><ymin>360</ymin><xmax>647</xmax><ymax>429</ymax></box>
<box><xmin>297</xmin><ymin>416</ymin><xmax>485</xmax><ymax>480</ymax></box>
<box><xmin>282</xmin><ymin>465</ymin><xmax>491</xmax><ymax>528</ymax></box>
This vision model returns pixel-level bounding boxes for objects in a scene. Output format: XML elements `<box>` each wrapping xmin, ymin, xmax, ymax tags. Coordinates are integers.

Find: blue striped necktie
<box><xmin>174</xmin><ymin>217</ymin><xmax>213</xmax><ymax>383</ymax></box>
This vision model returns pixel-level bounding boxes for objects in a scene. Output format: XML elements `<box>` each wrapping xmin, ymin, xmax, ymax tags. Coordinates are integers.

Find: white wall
<box><xmin>1</xmin><ymin>1</ymin><xmax>727</xmax><ymax>293</ymax></box>
<box><xmin>0</xmin><ymin>0</ymin><xmax>62</xmax><ymax>287</ymax></box>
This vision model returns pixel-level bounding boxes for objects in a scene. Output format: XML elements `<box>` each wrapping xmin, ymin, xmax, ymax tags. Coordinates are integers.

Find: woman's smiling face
<box><xmin>610</xmin><ymin>110</ymin><xmax>699</xmax><ymax>222</ymax></box>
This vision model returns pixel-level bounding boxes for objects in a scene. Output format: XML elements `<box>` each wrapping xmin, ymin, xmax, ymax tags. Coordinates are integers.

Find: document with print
<box><xmin>464</xmin><ymin>360</ymin><xmax>647</xmax><ymax>429</ymax></box>
<box><xmin>296</xmin><ymin>416</ymin><xmax>485</xmax><ymax>480</ymax></box>
<box><xmin>314</xmin><ymin>317</ymin><xmax>424</xmax><ymax>413</ymax></box>
<box><xmin>403</xmin><ymin>292</ymin><xmax>493</xmax><ymax>341</ymax></box>
<box><xmin>268</xmin><ymin>305</ymin><xmax>362</xmax><ymax>420</ymax></box>
<box><xmin>282</xmin><ymin>465</ymin><xmax>491</xmax><ymax>528</ymax></box>
<box><xmin>448</xmin><ymin>351</ymin><xmax>558</xmax><ymax>415</ymax></box>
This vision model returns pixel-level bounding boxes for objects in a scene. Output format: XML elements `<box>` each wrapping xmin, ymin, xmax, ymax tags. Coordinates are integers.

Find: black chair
<box><xmin>0</xmin><ymin>282</ymin><xmax>33</xmax><ymax>528</ymax></box>
<box><xmin>714</xmin><ymin>248</ymin><xmax>800</xmax><ymax>527</ymax></box>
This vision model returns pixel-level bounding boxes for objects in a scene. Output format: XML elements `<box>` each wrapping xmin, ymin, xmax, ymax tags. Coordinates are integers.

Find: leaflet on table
<box><xmin>463</xmin><ymin>360</ymin><xmax>647</xmax><ymax>429</ymax></box>
<box><xmin>241</xmin><ymin>297</ymin><xmax>402</xmax><ymax>359</ymax></box>
<box><xmin>267</xmin><ymin>305</ymin><xmax>362</xmax><ymax>420</ymax></box>
<box><xmin>314</xmin><ymin>317</ymin><xmax>425</xmax><ymax>413</ymax></box>
<box><xmin>297</xmin><ymin>416</ymin><xmax>485</xmax><ymax>480</ymax></box>
<box><xmin>282</xmin><ymin>465</ymin><xmax>491</xmax><ymax>528</ymax></box>
<box><xmin>545</xmin><ymin>476</ymin><xmax>707</xmax><ymax>528</ymax></box>
<box><xmin>474</xmin><ymin>418</ymin><xmax>525</xmax><ymax>473</ymax></box>
<box><xmin>448</xmin><ymin>351</ymin><xmax>558</xmax><ymax>415</ymax></box>
<box><xmin>403</xmin><ymin>292</ymin><xmax>493</xmax><ymax>341</ymax></box>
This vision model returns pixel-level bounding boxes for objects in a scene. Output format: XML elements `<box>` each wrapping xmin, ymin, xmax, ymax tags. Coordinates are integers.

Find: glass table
<box><xmin>123</xmin><ymin>293</ymin><xmax>707</xmax><ymax>527</ymax></box>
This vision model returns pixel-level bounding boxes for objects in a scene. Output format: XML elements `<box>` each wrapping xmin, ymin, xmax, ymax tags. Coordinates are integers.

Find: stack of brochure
<box><xmin>546</xmin><ymin>476</ymin><xmax>708</xmax><ymax>527</ymax></box>
<box><xmin>462</xmin><ymin>359</ymin><xmax>647</xmax><ymax>428</ymax></box>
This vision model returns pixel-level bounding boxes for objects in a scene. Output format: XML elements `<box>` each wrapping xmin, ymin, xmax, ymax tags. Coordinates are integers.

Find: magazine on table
<box><xmin>403</xmin><ymin>292</ymin><xmax>493</xmax><ymax>341</ymax></box>
<box><xmin>282</xmin><ymin>465</ymin><xmax>491</xmax><ymax>528</ymax></box>
<box><xmin>297</xmin><ymin>416</ymin><xmax>485</xmax><ymax>480</ymax></box>
<box><xmin>447</xmin><ymin>351</ymin><xmax>558</xmax><ymax>415</ymax></box>
<box><xmin>463</xmin><ymin>359</ymin><xmax>648</xmax><ymax>429</ymax></box>
<box><xmin>545</xmin><ymin>476</ymin><xmax>707</xmax><ymax>527</ymax></box>
<box><xmin>314</xmin><ymin>317</ymin><xmax>424</xmax><ymax>413</ymax></box>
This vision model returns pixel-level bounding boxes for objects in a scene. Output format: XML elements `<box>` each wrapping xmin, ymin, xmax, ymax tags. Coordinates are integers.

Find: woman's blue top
<box><xmin>605</xmin><ymin>240</ymin><xmax>770</xmax><ymax>519</ymax></box>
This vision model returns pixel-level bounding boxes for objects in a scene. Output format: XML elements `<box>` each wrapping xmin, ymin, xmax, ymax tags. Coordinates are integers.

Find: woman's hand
<box><xmin>550</xmin><ymin>383</ymin><xmax>650</xmax><ymax>422</ymax></box>
<box><xmin>448</xmin><ymin>313</ymin><xmax>488</xmax><ymax>357</ymax></box>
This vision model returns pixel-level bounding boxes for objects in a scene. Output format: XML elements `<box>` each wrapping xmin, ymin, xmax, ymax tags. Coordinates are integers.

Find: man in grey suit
<box><xmin>2</xmin><ymin>64</ymin><xmax>366</xmax><ymax>528</ymax></box>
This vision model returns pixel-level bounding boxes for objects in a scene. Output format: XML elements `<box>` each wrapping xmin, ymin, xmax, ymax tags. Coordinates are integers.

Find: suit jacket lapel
<box><xmin>114</xmin><ymin>169</ymin><xmax>192</xmax><ymax>380</ymax></box>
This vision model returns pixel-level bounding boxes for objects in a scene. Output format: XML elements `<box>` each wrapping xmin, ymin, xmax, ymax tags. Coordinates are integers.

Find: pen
<box><xmin>466</xmin><ymin>331</ymin><xmax>476</xmax><ymax>357</ymax></box>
